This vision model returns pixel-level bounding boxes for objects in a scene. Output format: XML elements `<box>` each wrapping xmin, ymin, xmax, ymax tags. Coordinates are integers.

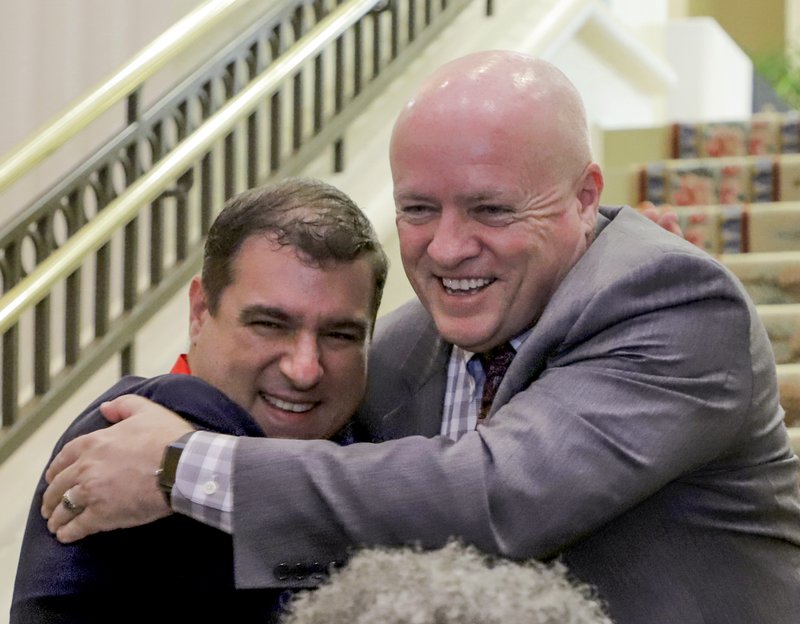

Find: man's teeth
<box><xmin>262</xmin><ymin>394</ymin><xmax>314</xmax><ymax>413</ymax></box>
<box><xmin>442</xmin><ymin>277</ymin><xmax>492</xmax><ymax>292</ymax></box>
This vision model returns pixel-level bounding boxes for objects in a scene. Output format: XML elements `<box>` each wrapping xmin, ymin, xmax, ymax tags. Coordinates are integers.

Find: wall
<box><xmin>0</xmin><ymin>0</ymin><xmax>247</xmax><ymax>225</ymax></box>
<box><xmin>685</xmin><ymin>0</ymin><xmax>786</xmax><ymax>56</ymax></box>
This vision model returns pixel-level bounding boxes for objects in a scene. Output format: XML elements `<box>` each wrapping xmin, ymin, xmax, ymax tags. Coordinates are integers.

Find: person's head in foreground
<box><xmin>280</xmin><ymin>541</ymin><xmax>613</xmax><ymax>624</ymax></box>
<box><xmin>389</xmin><ymin>50</ymin><xmax>603</xmax><ymax>353</ymax></box>
<box><xmin>188</xmin><ymin>176</ymin><xmax>388</xmax><ymax>439</ymax></box>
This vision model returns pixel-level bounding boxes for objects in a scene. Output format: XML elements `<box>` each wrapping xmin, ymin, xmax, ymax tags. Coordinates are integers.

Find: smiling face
<box><xmin>187</xmin><ymin>235</ymin><xmax>374</xmax><ymax>439</ymax></box>
<box><xmin>390</xmin><ymin>52</ymin><xmax>602</xmax><ymax>353</ymax></box>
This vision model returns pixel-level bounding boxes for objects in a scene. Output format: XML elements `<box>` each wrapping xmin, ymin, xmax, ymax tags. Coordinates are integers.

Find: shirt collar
<box><xmin>452</xmin><ymin>328</ymin><xmax>533</xmax><ymax>367</ymax></box>
<box><xmin>170</xmin><ymin>354</ymin><xmax>192</xmax><ymax>375</ymax></box>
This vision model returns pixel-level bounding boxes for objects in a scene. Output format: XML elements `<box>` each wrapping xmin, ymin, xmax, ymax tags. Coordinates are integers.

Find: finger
<box><xmin>643</xmin><ymin>209</ymin><xmax>657</xmax><ymax>221</ymax></box>
<box><xmin>660</xmin><ymin>213</ymin><xmax>679</xmax><ymax>228</ymax></box>
<box><xmin>61</xmin><ymin>487</ymin><xmax>84</xmax><ymax>514</ymax></box>
<box><xmin>44</xmin><ymin>435</ymin><xmax>85</xmax><ymax>485</ymax></box>
<box><xmin>46</xmin><ymin>483</ymin><xmax>85</xmax><ymax>534</ymax></box>
<box><xmin>41</xmin><ymin>459</ymin><xmax>81</xmax><ymax>520</ymax></box>
<box><xmin>658</xmin><ymin>212</ymin><xmax>683</xmax><ymax>237</ymax></box>
<box><xmin>55</xmin><ymin>509</ymin><xmax>97</xmax><ymax>544</ymax></box>
<box><xmin>100</xmin><ymin>393</ymin><xmax>158</xmax><ymax>423</ymax></box>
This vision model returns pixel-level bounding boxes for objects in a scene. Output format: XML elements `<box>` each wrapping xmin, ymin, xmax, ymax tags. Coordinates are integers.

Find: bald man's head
<box><xmin>388</xmin><ymin>50</ymin><xmax>603</xmax><ymax>351</ymax></box>
<box><xmin>390</xmin><ymin>50</ymin><xmax>593</xmax><ymax>186</ymax></box>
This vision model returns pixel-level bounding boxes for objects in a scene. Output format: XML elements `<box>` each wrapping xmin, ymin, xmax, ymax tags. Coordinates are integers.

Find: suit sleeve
<box><xmin>231</xmin><ymin>249</ymin><xmax>764</xmax><ymax>588</ymax></box>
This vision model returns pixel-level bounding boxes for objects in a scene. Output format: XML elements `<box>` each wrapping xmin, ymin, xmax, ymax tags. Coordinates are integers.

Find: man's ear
<box><xmin>188</xmin><ymin>276</ymin><xmax>209</xmax><ymax>342</ymax></box>
<box><xmin>576</xmin><ymin>162</ymin><xmax>603</xmax><ymax>231</ymax></box>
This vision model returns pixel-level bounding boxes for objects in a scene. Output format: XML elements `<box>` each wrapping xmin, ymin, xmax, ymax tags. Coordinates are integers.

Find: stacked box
<box><xmin>674</xmin><ymin>124</ymin><xmax>699</xmax><ymax>159</ymax></box>
<box><xmin>749</xmin><ymin>116</ymin><xmax>782</xmax><ymax>155</ymax></box>
<box><xmin>751</xmin><ymin>158</ymin><xmax>776</xmax><ymax>202</ymax></box>
<box><xmin>718</xmin><ymin>252</ymin><xmax>800</xmax><ymax>305</ymax></box>
<box><xmin>702</xmin><ymin>122</ymin><xmax>748</xmax><ymax>157</ymax></box>
<box><xmin>653</xmin><ymin>202</ymin><xmax>800</xmax><ymax>255</ymax></box>
<box><xmin>640</xmin><ymin>163</ymin><xmax>667</xmax><ymax>206</ymax></box>
<box><xmin>748</xmin><ymin>204</ymin><xmax>800</xmax><ymax>252</ymax></box>
<box><xmin>778</xmin><ymin>364</ymin><xmax>800</xmax><ymax>428</ymax></box>
<box><xmin>673</xmin><ymin>205</ymin><xmax>722</xmax><ymax>254</ymax></box>
<box><xmin>670</xmin><ymin>164</ymin><xmax>721</xmax><ymax>206</ymax></box>
<box><xmin>780</xmin><ymin>113</ymin><xmax>800</xmax><ymax>153</ymax></box>
<box><xmin>777</xmin><ymin>156</ymin><xmax>800</xmax><ymax>201</ymax></box>
<box><xmin>639</xmin><ymin>156</ymin><xmax>780</xmax><ymax>206</ymax></box>
<box><xmin>788</xmin><ymin>428</ymin><xmax>800</xmax><ymax>456</ymax></box>
<box><xmin>757</xmin><ymin>304</ymin><xmax>800</xmax><ymax>365</ymax></box>
<box><xmin>656</xmin><ymin>204</ymin><xmax>740</xmax><ymax>254</ymax></box>
<box><xmin>671</xmin><ymin>113</ymin><xmax>797</xmax><ymax>159</ymax></box>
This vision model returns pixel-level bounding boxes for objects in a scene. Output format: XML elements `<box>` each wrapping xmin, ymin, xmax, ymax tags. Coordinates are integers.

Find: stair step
<box><xmin>720</xmin><ymin>251</ymin><xmax>800</xmax><ymax>305</ymax></box>
<box><xmin>670</xmin><ymin>202</ymin><xmax>800</xmax><ymax>255</ymax></box>
<box><xmin>671</xmin><ymin>114</ymin><xmax>800</xmax><ymax>159</ymax></box>
<box><xmin>778</xmin><ymin>364</ymin><xmax>800</xmax><ymax>428</ymax></box>
<box><xmin>756</xmin><ymin>304</ymin><xmax>800</xmax><ymax>365</ymax></box>
<box><xmin>639</xmin><ymin>154</ymin><xmax>800</xmax><ymax>206</ymax></box>
<box><xmin>789</xmin><ymin>428</ymin><xmax>800</xmax><ymax>454</ymax></box>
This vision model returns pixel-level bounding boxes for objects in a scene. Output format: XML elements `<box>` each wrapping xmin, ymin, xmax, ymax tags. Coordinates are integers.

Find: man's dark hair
<box><xmin>202</xmin><ymin>177</ymin><xmax>389</xmax><ymax>322</ymax></box>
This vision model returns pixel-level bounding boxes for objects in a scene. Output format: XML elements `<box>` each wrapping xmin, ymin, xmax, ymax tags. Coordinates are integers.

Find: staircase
<box><xmin>624</xmin><ymin>113</ymin><xmax>800</xmax><ymax>450</ymax></box>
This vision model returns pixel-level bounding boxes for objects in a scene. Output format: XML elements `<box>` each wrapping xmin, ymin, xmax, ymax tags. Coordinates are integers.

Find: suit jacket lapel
<box><xmin>490</xmin><ymin>208</ymin><xmax>616</xmax><ymax>418</ymax></box>
<box><xmin>385</xmin><ymin>318</ymin><xmax>449</xmax><ymax>438</ymax></box>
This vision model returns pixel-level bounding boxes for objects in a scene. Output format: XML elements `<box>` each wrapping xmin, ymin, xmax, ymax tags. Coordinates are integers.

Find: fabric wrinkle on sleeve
<box><xmin>173</xmin><ymin>430</ymin><xmax>238</xmax><ymax>533</ymax></box>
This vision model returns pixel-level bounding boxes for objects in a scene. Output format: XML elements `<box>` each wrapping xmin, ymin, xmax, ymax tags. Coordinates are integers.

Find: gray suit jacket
<box><xmin>233</xmin><ymin>206</ymin><xmax>800</xmax><ymax>623</ymax></box>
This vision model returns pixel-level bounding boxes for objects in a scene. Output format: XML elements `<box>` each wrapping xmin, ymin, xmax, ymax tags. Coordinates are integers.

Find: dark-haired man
<box><xmin>12</xmin><ymin>177</ymin><xmax>387</xmax><ymax>623</ymax></box>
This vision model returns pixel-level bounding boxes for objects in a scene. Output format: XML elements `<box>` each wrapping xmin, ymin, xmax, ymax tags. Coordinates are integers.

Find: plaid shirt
<box><xmin>168</xmin><ymin>355</ymin><xmax>236</xmax><ymax>532</ymax></box>
<box><xmin>441</xmin><ymin>331</ymin><xmax>529</xmax><ymax>441</ymax></box>
<box><xmin>440</xmin><ymin>345</ymin><xmax>482</xmax><ymax>440</ymax></box>
<box><xmin>173</xmin><ymin>431</ymin><xmax>237</xmax><ymax>533</ymax></box>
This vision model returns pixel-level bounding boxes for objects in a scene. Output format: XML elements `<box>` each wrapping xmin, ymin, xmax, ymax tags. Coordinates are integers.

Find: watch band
<box><xmin>156</xmin><ymin>431</ymin><xmax>195</xmax><ymax>506</ymax></box>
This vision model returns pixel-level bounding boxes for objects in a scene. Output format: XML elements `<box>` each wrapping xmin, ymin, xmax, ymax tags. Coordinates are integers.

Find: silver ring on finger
<box><xmin>62</xmin><ymin>488</ymin><xmax>85</xmax><ymax>514</ymax></box>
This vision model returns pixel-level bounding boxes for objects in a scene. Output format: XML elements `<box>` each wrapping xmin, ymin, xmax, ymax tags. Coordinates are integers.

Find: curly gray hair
<box><xmin>279</xmin><ymin>541</ymin><xmax>613</xmax><ymax>624</ymax></box>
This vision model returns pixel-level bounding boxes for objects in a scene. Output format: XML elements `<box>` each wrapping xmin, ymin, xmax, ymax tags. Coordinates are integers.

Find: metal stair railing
<box><xmin>0</xmin><ymin>0</ymin><xmax>248</xmax><ymax>194</ymax></box>
<box><xmin>0</xmin><ymin>0</ymin><xmax>481</xmax><ymax>465</ymax></box>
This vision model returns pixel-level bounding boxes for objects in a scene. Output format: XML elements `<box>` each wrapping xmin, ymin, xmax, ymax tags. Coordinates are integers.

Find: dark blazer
<box><xmin>11</xmin><ymin>374</ymin><xmax>286</xmax><ymax>623</ymax></box>
<box><xmin>230</xmin><ymin>206</ymin><xmax>800</xmax><ymax>623</ymax></box>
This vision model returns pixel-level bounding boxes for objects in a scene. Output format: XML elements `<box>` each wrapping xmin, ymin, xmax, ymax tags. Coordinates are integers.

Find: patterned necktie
<box><xmin>477</xmin><ymin>342</ymin><xmax>516</xmax><ymax>421</ymax></box>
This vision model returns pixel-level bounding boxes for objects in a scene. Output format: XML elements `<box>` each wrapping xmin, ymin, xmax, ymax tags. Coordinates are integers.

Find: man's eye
<box><xmin>328</xmin><ymin>331</ymin><xmax>359</xmax><ymax>342</ymax></box>
<box><xmin>324</xmin><ymin>330</ymin><xmax>365</xmax><ymax>346</ymax></box>
<box><xmin>477</xmin><ymin>204</ymin><xmax>510</xmax><ymax>215</ymax></box>
<box><xmin>397</xmin><ymin>204</ymin><xmax>436</xmax><ymax>220</ymax></box>
<box><xmin>250</xmin><ymin>320</ymin><xmax>283</xmax><ymax>331</ymax></box>
<box><xmin>473</xmin><ymin>204</ymin><xmax>513</xmax><ymax>224</ymax></box>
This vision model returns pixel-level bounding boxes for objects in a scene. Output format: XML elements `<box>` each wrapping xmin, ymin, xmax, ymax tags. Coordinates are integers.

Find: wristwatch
<box><xmin>156</xmin><ymin>431</ymin><xmax>195</xmax><ymax>506</ymax></box>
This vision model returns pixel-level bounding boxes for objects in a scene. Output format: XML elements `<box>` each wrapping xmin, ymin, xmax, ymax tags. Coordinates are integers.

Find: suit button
<box><xmin>274</xmin><ymin>563</ymin><xmax>290</xmax><ymax>581</ymax></box>
<box><xmin>309</xmin><ymin>561</ymin><xmax>326</xmax><ymax>581</ymax></box>
<box><xmin>293</xmin><ymin>563</ymin><xmax>308</xmax><ymax>580</ymax></box>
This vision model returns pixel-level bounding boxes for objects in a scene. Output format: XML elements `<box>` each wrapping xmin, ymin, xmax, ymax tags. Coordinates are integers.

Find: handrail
<box><xmin>0</xmin><ymin>0</ymin><xmax>246</xmax><ymax>192</ymax></box>
<box><xmin>0</xmin><ymin>0</ymin><xmax>378</xmax><ymax>336</ymax></box>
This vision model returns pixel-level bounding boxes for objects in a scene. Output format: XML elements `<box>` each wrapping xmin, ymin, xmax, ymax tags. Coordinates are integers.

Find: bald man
<box><xmin>43</xmin><ymin>51</ymin><xmax>800</xmax><ymax>623</ymax></box>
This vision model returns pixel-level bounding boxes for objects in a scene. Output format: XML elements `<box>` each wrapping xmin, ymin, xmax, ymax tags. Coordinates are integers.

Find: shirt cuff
<box><xmin>172</xmin><ymin>430</ymin><xmax>237</xmax><ymax>533</ymax></box>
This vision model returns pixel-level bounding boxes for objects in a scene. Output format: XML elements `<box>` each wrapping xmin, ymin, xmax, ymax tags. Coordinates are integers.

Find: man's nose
<box><xmin>279</xmin><ymin>332</ymin><xmax>323</xmax><ymax>389</ymax></box>
<box><xmin>426</xmin><ymin>209</ymin><xmax>480</xmax><ymax>266</ymax></box>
